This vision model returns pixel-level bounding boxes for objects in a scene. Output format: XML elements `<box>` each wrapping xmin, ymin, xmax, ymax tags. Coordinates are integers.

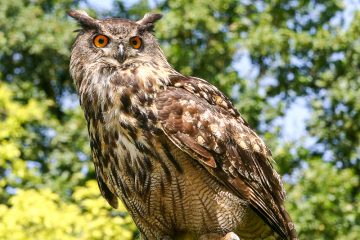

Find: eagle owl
<box><xmin>68</xmin><ymin>10</ymin><xmax>297</xmax><ymax>240</ymax></box>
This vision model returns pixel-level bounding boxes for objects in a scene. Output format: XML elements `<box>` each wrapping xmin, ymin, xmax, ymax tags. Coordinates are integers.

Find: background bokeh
<box><xmin>0</xmin><ymin>0</ymin><xmax>359</xmax><ymax>239</ymax></box>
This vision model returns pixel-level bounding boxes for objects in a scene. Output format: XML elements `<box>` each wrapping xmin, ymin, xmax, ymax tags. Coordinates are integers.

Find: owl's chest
<box><xmin>117</xmin><ymin>139</ymin><xmax>252</xmax><ymax>238</ymax></box>
<box><xmin>88</xmin><ymin>114</ymin><xmax>252</xmax><ymax>238</ymax></box>
<box><xmin>85</xmin><ymin>87</ymin><xmax>249</xmax><ymax>237</ymax></box>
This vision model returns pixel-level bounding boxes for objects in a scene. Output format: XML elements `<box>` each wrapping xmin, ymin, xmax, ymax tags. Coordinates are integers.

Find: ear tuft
<box><xmin>136</xmin><ymin>13</ymin><xmax>163</xmax><ymax>26</ymax></box>
<box><xmin>67</xmin><ymin>9</ymin><xmax>100</xmax><ymax>29</ymax></box>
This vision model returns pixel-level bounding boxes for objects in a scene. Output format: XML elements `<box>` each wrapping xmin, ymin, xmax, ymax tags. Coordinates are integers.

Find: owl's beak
<box><xmin>118</xmin><ymin>44</ymin><xmax>125</xmax><ymax>62</ymax></box>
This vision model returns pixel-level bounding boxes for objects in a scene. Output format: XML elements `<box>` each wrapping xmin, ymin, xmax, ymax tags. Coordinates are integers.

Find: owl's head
<box><xmin>68</xmin><ymin>10</ymin><xmax>165</xmax><ymax>68</ymax></box>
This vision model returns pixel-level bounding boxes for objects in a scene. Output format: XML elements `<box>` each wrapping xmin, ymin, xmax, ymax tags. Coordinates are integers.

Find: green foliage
<box><xmin>0</xmin><ymin>0</ymin><xmax>359</xmax><ymax>239</ymax></box>
<box><xmin>287</xmin><ymin>161</ymin><xmax>359</xmax><ymax>239</ymax></box>
<box><xmin>0</xmin><ymin>83</ymin><xmax>49</xmax><ymax>191</ymax></box>
<box><xmin>0</xmin><ymin>181</ymin><xmax>136</xmax><ymax>240</ymax></box>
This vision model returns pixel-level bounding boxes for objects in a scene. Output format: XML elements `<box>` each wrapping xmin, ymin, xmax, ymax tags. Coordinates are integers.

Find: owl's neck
<box><xmin>76</xmin><ymin>57</ymin><xmax>179</xmax><ymax>121</ymax></box>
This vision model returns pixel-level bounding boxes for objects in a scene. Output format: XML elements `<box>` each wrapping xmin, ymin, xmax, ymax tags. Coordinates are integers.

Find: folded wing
<box><xmin>155</xmin><ymin>75</ymin><xmax>295</xmax><ymax>239</ymax></box>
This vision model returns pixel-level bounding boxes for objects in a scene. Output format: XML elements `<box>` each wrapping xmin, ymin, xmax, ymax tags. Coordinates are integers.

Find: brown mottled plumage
<box><xmin>68</xmin><ymin>10</ymin><xmax>298</xmax><ymax>240</ymax></box>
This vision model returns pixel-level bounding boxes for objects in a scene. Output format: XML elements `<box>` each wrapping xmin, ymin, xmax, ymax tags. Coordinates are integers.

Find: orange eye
<box><xmin>93</xmin><ymin>34</ymin><xmax>109</xmax><ymax>48</ymax></box>
<box><xmin>129</xmin><ymin>36</ymin><xmax>142</xmax><ymax>49</ymax></box>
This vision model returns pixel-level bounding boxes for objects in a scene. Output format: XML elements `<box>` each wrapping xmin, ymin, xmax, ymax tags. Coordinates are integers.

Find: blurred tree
<box><xmin>0</xmin><ymin>0</ymin><xmax>358</xmax><ymax>239</ymax></box>
<box><xmin>287</xmin><ymin>160</ymin><xmax>359</xmax><ymax>239</ymax></box>
<box><xmin>0</xmin><ymin>180</ymin><xmax>136</xmax><ymax>240</ymax></box>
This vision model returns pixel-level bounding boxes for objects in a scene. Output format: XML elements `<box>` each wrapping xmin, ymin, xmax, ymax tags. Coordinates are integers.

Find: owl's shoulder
<box><xmin>164</xmin><ymin>75</ymin><xmax>249</xmax><ymax>125</ymax></box>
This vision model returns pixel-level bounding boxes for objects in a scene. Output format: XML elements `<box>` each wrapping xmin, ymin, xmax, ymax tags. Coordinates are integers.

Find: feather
<box><xmin>67</xmin><ymin>10</ymin><xmax>100</xmax><ymax>30</ymax></box>
<box><xmin>136</xmin><ymin>13</ymin><xmax>163</xmax><ymax>26</ymax></box>
<box><xmin>156</xmin><ymin>75</ymin><xmax>295</xmax><ymax>239</ymax></box>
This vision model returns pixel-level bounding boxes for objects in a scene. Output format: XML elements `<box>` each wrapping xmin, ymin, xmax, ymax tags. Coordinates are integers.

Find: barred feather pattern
<box><xmin>69</xmin><ymin>11</ymin><xmax>297</xmax><ymax>240</ymax></box>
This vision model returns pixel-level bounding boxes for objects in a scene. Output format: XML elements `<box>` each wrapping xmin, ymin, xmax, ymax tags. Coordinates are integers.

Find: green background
<box><xmin>0</xmin><ymin>0</ymin><xmax>359</xmax><ymax>239</ymax></box>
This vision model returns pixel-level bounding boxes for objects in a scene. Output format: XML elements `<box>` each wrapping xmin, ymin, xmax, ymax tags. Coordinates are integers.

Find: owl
<box><xmin>68</xmin><ymin>10</ymin><xmax>297</xmax><ymax>240</ymax></box>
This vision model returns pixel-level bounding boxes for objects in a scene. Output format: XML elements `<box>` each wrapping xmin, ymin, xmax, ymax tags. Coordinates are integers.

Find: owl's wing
<box><xmin>155</xmin><ymin>76</ymin><xmax>294</xmax><ymax>239</ymax></box>
<box><xmin>94</xmin><ymin>163</ymin><xmax>119</xmax><ymax>209</ymax></box>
